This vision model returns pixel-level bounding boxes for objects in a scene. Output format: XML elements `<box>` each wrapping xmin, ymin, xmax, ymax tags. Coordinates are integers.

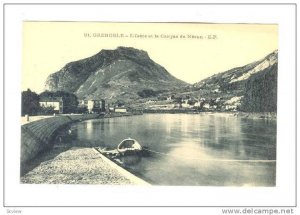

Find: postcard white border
<box><xmin>3</xmin><ymin>3</ymin><xmax>297</xmax><ymax>209</ymax></box>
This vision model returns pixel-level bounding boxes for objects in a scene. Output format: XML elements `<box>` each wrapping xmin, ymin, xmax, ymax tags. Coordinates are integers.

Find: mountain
<box><xmin>178</xmin><ymin>50</ymin><xmax>278</xmax><ymax>112</ymax></box>
<box><xmin>193</xmin><ymin>50</ymin><xmax>277</xmax><ymax>93</ymax></box>
<box><xmin>45</xmin><ymin>47</ymin><xmax>188</xmax><ymax>101</ymax></box>
<box><xmin>44</xmin><ymin>47</ymin><xmax>277</xmax><ymax>112</ymax></box>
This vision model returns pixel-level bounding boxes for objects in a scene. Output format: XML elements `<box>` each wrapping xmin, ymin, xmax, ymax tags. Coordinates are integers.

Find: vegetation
<box><xmin>115</xmin><ymin>100</ymin><xmax>125</xmax><ymax>107</ymax></box>
<box><xmin>77</xmin><ymin>106</ymin><xmax>88</xmax><ymax>114</ymax></box>
<box><xmin>137</xmin><ymin>89</ymin><xmax>160</xmax><ymax>98</ymax></box>
<box><xmin>21</xmin><ymin>89</ymin><xmax>40</xmax><ymax>116</ymax></box>
<box><xmin>38</xmin><ymin>106</ymin><xmax>56</xmax><ymax>115</ymax></box>
<box><xmin>240</xmin><ymin>64</ymin><xmax>277</xmax><ymax>112</ymax></box>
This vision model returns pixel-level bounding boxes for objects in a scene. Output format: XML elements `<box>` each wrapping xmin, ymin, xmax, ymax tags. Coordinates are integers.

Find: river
<box><xmin>61</xmin><ymin>113</ymin><xmax>276</xmax><ymax>186</ymax></box>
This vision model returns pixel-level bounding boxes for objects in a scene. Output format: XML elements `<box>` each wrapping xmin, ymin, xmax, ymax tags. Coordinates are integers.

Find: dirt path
<box><xmin>21</xmin><ymin>147</ymin><xmax>137</xmax><ymax>185</ymax></box>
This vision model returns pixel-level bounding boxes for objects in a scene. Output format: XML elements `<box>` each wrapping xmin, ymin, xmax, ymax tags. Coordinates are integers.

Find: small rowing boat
<box><xmin>117</xmin><ymin>138</ymin><xmax>142</xmax><ymax>155</ymax></box>
<box><xmin>96</xmin><ymin>138</ymin><xmax>143</xmax><ymax>166</ymax></box>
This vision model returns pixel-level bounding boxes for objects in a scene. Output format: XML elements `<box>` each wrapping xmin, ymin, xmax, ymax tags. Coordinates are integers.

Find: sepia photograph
<box><xmin>20</xmin><ymin>22</ymin><xmax>278</xmax><ymax>186</ymax></box>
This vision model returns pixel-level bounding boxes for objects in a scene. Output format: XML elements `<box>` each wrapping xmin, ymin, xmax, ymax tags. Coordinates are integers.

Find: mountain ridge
<box><xmin>178</xmin><ymin>49</ymin><xmax>278</xmax><ymax>112</ymax></box>
<box><xmin>45</xmin><ymin>47</ymin><xmax>188</xmax><ymax>101</ymax></box>
<box><xmin>44</xmin><ymin>47</ymin><xmax>278</xmax><ymax>112</ymax></box>
<box><xmin>193</xmin><ymin>50</ymin><xmax>278</xmax><ymax>89</ymax></box>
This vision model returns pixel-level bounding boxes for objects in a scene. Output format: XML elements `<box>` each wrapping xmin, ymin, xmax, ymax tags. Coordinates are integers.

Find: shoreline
<box><xmin>21</xmin><ymin>147</ymin><xmax>149</xmax><ymax>185</ymax></box>
<box><xmin>231</xmin><ymin>112</ymin><xmax>277</xmax><ymax>120</ymax></box>
<box><xmin>21</xmin><ymin>111</ymin><xmax>276</xmax><ymax>124</ymax></box>
<box><xmin>141</xmin><ymin>110</ymin><xmax>276</xmax><ymax>120</ymax></box>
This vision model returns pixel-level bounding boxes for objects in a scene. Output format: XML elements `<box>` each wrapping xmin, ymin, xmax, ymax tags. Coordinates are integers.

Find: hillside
<box><xmin>44</xmin><ymin>47</ymin><xmax>278</xmax><ymax>112</ymax></box>
<box><xmin>239</xmin><ymin>63</ymin><xmax>277</xmax><ymax>112</ymax></box>
<box><xmin>45</xmin><ymin>47</ymin><xmax>188</xmax><ymax>101</ymax></box>
<box><xmin>193</xmin><ymin>50</ymin><xmax>277</xmax><ymax>94</ymax></box>
<box><xmin>140</xmin><ymin>50</ymin><xmax>278</xmax><ymax>112</ymax></box>
<box><xmin>184</xmin><ymin>50</ymin><xmax>278</xmax><ymax>111</ymax></box>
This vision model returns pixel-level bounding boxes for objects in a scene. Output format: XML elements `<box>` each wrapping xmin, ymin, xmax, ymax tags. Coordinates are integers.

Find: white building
<box><xmin>194</xmin><ymin>101</ymin><xmax>201</xmax><ymax>107</ymax></box>
<box><xmin>87</xmin><ymin>100</ymin><xmax>95</xmax><ymax>113</ymax></box>
<box><xmin>115</xmin><ymin>107</ymin><xmax>127</xmax><ymax>113</ymax></box>
<box><xmin>82</xmin><ymin>99</ymin><xmax>106</xmax><ymax>113</ymax></box>
<box><xmin>39</xmin><ymin>97</ymin><xmax>63</xmax><ymax>113</ymax></box>
<box><xmin>203</xmin><ymin>103</ymin><xmax>210</xmax><ymax>109</ymax></box>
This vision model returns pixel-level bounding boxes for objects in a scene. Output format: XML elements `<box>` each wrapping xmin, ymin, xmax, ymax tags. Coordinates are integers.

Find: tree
<box><xmin>39</xmin><ymin>106</ymin><xmax>56</xmax><ymax>115</ymax></box>
<box><xmin>187</xmin><ymin>99</ymin><xmax>196</xmax><ymax>106</ymax></box>
<box><xmin>21</xmin><ymin>89</ymin><xmax>40</xmax><ymax>116</ymax></box>
<box><xmin>77</xmin><ymin>106</ymin><xmax>88</xmax><ymax>114</ymax></box>
<box><xmin>116</xmin><ymin>100</ymin><xmax>125</xmax><ymax>107</ymax></box>
<box><xmin>137</xmin><ymin>89</ymin><xmax>158</xmax><ymax>98</ymax></box>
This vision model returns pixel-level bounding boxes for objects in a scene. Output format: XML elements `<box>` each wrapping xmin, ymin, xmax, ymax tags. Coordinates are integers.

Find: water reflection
<box><xmin>64</xmin><ymin>114</ymin><xmax>276</xmax><ymax>186</ymax></box>
<box><xmin>86</xmin><ymin>120</ymin><xmax>94</xmax><ymax>137</ymax></box>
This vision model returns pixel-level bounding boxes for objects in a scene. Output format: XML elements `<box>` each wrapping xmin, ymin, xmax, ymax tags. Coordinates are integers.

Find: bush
<box><xmin>77</xmin><ymin>106</ymin><xmax>88</xmax><ymax>114</ymax></box>
<box><xmin>38</xmin><ymin>106</ymin><xmax>56</xmax><ymax>115</ymax></box>
<box><xmin>137</xmin><ymin>89</ymin><xmax>159</xmax><ymax>98</ymax></box>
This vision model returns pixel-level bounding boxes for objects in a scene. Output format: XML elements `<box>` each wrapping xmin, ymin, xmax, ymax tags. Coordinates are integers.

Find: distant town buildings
<box><xmin>79</xmin><ymin>99</ymin><xmax>106</xmax><ymax>113</ymax></box>
<box><xmin>78</xmin><ymin>99</ymin><xmax>130</xmax><ymax>113</ymax></box>
<box><xmin>143</xmin><ymin>95</ymin><xmax>242</xmax><ymax>112</ymax></box>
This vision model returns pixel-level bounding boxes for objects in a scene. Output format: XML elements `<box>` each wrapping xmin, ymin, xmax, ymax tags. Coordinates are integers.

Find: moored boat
<box><xmin>96</xmin><ymin>138</ymin><xmax>144</xmax><ymax>165</ymax></box>
<box><xmin>117</xmin><ymin>138</ymin><xmax>142</xmax><ymax>155</ymax></box>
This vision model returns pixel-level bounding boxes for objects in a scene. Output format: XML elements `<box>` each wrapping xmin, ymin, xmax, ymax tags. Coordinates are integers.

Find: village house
<box><xmin>181</xmin><ymin>99</ymin><xmax>190</xmax><ymax>108</ymax></box>
<box><xmin>39</xmin><ymin>97</ymin><xmax>64</xmax><ymax>114</ymax></box>
<box><xmin>114</xmin><ymin>107</ymin><xmax>127</xmax><ymax>113</ymax></box>
<box><xmin>166</xmin><ymin>96</ymin><xmax>173</xmax><ymax>101</ymax></box>
<box><xmin>87</xmin><ymin>99</ymin><xmax>106</xmax><ymax>113</ymax></box>
<box><xmin>87</xmin><ymin>100</ymin><xmax>95</xmax><ymax>113</ymax></box>
<box><xmin>78</xmin><ymin>99</ymin><xmax>106</xmax><ymax>113</ymax></box>
<box><xmin>203</xmin><ymin>103</ymin><xmax>210</xmax><ymax>109</ymax></box>
<box><xmin>194</xmin><ymin>101</ymin><xmax>201</xmax><ymax>107</ymax></box>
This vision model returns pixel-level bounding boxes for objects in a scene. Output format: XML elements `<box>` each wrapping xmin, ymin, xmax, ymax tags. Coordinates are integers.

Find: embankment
<box><xmin>21</xmin><ymin>114</ymin><xmax>99</xmax><ymax>170</ymax></box>
<box><xmin>233</xmin><ymin>112</ymin><xmax>277</xmax><ymax>120</ymax></box>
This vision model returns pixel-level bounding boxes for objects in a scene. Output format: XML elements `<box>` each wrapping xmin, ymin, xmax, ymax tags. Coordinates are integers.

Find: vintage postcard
<box><xmin>20</xmin><ymin>21</ymin><xmax>278</xmax><ymax>187</ymax></box>
<box><xmin>2</xmin><ymin>3</ymin><xmax>297</xmax><ymax>211</ymax></box>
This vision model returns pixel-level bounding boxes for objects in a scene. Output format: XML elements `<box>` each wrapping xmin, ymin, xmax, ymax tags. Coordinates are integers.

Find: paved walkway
<box><xmin>21</xmin><ymin>147</ymin><xmax>147</xmax><ymax>185</ymax></box>
<box><xmin>21</xmin><ymin>115</ymin><xmax>54</xmax><ymax>125</ymax></box>
<box><xmin>21</xmin><ymin>114</ymin><xmax>85</xmax><ymax>125</ymax></box>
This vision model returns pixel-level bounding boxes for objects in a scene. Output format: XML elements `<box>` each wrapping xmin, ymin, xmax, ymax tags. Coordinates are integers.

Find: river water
<box><xmin>63</xmin><ymin>113</ymin><xmax>276</xmax><ymax>186</ymax></box>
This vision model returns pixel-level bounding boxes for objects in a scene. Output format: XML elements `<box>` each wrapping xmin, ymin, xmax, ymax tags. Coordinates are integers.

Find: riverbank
<box><xmin>232</xmin><ymin>112</ymin><xmax>277</xmax><ymax>120</ymax></box>
<box><xmin>21</xmin><ymin>114</ymin><xmax>100</xmax><ymax>168</ymax></box>
<box><xmin>21</xmin><ymin>115</ymin><xmax>54</xmax><ymax>125</ymax></box>
<box><xmin>20</xmin><ymin>112</ymin><xmax>143</xmax><ymax>172</ymax></box>
<box><xmin>143</xmin><ymin>110</ymin><xmax>276</xmax><ymax>120</ymax></box>
<box><xmin>21</xmin><ymin>147</ymin><xmax>149</xmax><ymax>185</ymax></box>
<box><xmin>21</xmin><ymin>113</ymin><xmax>104</xmax><ymax>125</ymax></box>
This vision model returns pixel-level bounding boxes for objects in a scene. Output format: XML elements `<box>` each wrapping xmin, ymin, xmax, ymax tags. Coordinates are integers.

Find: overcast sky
<box><xmin>22</xmin><ymin>22</ymin><xmax>278</xmax><ymax>93</ymax></box>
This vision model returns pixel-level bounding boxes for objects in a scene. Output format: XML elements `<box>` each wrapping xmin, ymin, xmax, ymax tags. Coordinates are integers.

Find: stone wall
<box><xmin>21</xmin><ymin>114</ymin><xmax>99</xmax><ymax>166</ymax></box>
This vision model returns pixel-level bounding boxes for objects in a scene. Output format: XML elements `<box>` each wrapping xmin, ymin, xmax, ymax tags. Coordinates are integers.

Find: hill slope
<box><xmin>174</xmin><ymin>50</ymin><xmax>278</xmax><ymax>112</ymax></box>
<box><xmin>45</xmin><ymin>47</ymin><xmax>188</xmax><ymax>101</ymax></box>
<box><xmin>193</xmin><ymin>50</ymin><xmax>277</xmax><ymax>94</ymax></box>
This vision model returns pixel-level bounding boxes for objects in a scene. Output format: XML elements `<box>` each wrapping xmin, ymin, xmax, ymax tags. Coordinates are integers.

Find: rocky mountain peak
<box><xmin>44</xmin><ymin>47</ymin><xmax>188</xmax><ymax>101</ymax></box>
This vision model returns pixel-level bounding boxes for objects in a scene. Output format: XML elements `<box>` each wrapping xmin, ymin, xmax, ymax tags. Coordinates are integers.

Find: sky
<box><xmin>22</xmin><ymin>22</ymin><xmax>278</xmax><ymax>93</ymax></box>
